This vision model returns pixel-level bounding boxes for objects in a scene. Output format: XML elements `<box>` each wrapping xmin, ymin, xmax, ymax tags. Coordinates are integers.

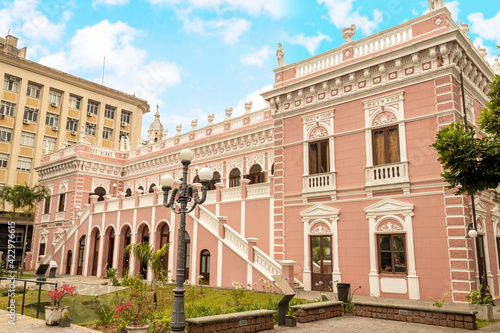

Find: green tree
<box><xmin>123</xmin><ymin>242</ymin><xmax>169</xmax><ymax>306</ymax></box>
<box><xmin>0</xmin><ymin>183</ymin><xmax>49</xmax><ymax>271</ymax></box>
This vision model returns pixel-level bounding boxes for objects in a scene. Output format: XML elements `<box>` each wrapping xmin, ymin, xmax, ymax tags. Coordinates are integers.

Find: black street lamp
<box><xmin>160</xmin><ymin>148</ymin><xmax>212</xmax><ymax>333</ymax></box>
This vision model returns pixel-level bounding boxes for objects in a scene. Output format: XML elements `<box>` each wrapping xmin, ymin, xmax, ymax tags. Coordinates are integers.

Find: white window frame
<box><xmin>85</xmin><ymin>122</ymin><xmax>96</xmax><ymax>136</ymax></box>
<box><xmin>16</xmin><ymin>156</ymin><xmax>32</xmax><ymax>172</ymax></box>
<box><xmin>23</xmin><ymin>107</ymin><xmax>39</xmax><ymax>122</ymax></box>
<box><xmin>0</xmin><ymin>101</ymin><xmax>15</xmax><ymax>117</ymax></box>
<box><xmin>69</xmin><ymin>96</ymin><xmax>81</xmax><ymax>110</ymax></box>
<box><xmin>43</xmin><ymin>136</ymin><xmax>56</xmax><ymax>152</ymax></box>
<box><xmin>121</xmin><ymin>110</ymin><xmax>131</xmax><ymax>123</ymax></box>
<box><xmin>88</xmin><ymin>101</ymin><xmax>99</xmax><ymax>115</ymax></box>
<box><xmin>66</xmin><ymin>118</ymin><xmax>79</xmax><ymax>131</ymax></box>
<box><xmin>20</xmin><ymin>131</ymin><xmax>35</xmax><ymax>147</ymax></box>
<box><xmin>0</xmin><ymin>153</ymin><xmax>8</xmax><ymax>168</ymax></box>
<box><xmin>0</xmin><ymin>127</ymin><xmax>12</xmax><ymax>142</ymax></box>
<box><xmin>103</xmin><ymin>127</ymin><xmax>113</xmax><ymax>140</ymax></box>
<box><xmin>45</xmin><ymin>112</ymin><xmax>59</xmax><ymax>127</ymax></box>
<box><xmin>3</xmin><ymin>76</ymin><xmax>18</xmax><ymax>92</ymax></box>
<box><xmin>27</xmin><ymin>83</ymin><xmax>41</xmax><ymax>99</ymax></box>
<box><xmin>48</xmin><ymin>90</ymin><xmax>62</xmax><ymax>105</ymax></box>
<box><xmin>104</xmin><ymin>105</ymin><xmax>115</xmax><ymax>119</ymax></box>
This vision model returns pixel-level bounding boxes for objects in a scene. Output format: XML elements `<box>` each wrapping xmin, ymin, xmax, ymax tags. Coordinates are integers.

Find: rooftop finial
<box><xmin>342</xmin><ymin>24</ymin><xmax>356</xmax><ymax>43</ymax></box>
<box><xmin>428</xmin><ymin>0</ymin><xmax>444</xmax><ymax>11</ymax></box>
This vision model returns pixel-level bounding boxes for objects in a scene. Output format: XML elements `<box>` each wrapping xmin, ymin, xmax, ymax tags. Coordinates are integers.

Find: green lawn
<box><xmin>0</xmin><ymin>283</ymin><xmax>310</xmax><ymax>332</ymax></box>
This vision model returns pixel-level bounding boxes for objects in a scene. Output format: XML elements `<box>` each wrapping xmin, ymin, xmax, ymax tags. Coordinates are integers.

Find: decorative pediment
<box><xmin>39</xmin><ymin>229</ymin><xmax>49</xmax><ymax>243</ymax></box>
<box><xmin>365</xmin><ymin>198</ymin><xmax>414</xmax><ymax>217</ymax></box>
<box><xmin>310</xmin><ymin>222</ymin><xmax>332</xmax><ymax>234</ymax></box>
<box><xmin>300</xmin><ymin>204</ymin><xmax>339</xmax><ymax>222</ymax></box>
<box><xmin>492</xmin><ymin>205</ymin><xmax>500</xmax><ymax>220</ymax></box>
<box><xmin>471</xmin><ymin>198</ymin><xmax>487</xmax><ymax>216</ymax></box>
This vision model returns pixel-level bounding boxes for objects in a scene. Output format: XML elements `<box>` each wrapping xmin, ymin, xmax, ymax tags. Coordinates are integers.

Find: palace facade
<box><xmin>30</xmin><ymin>4</ymin><xmax>500</xmax><ymax>303</ymax></box>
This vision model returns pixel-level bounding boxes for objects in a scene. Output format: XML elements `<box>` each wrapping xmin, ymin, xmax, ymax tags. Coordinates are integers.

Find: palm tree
<box><xmin>123</xmin><ymin>242</ymin><xmax>169</xmax><ymax>305</ymax></box>
<box><xmin>0</xmin><ymin>183</ymin><xmax>49</xmax><ymax>271</ymax></box>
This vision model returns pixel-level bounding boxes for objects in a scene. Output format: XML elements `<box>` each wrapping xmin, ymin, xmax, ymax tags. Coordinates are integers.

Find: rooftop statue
<box><xmin>428</xmin><ymin>0</ymin><xmax>444</xmax><ymax>11</ymax></box>
<box><xmin>277</xmin><ymin>43</ymin><xmax>285</xmax><ymax>67</ymax></box>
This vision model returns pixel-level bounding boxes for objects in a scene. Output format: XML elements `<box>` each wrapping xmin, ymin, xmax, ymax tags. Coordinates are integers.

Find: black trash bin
<box><xmin>337</xmin><ymin>283</ymin><xmax>351</xmax><ymax>302</ymax></box>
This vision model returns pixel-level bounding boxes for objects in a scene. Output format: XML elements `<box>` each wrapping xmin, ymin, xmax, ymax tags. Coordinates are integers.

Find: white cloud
<box><xmin>38</xmin><ymin>20</ymin><xmax>182</xmax><ymax>111</ymax></box>
<box><xmin>472</xmin><ymin>37</ymin><xmax>497</xmax><ymax>66</ymax></box>
<box><xmin>286</xmin><ymin>31</ymin><xmax>332</xmax><ymax>55</ymax></box>
<box><xmin>233</xmin><ymin>84</ymin><xmax>272</xmax><ymax>116</ymax></box>
<box><xmin>241</xmin><ymin>46</ymin><xmax>272</xmax><ymax>67</ymax></box>
<box><xmin>421</xmin><ymin>1</ymin><xmax>460</xmax><ymax>21</ymax></box>
<box><xmin>93</xmin><ymin>0</ymin><xmax>129</xmax><ymax>6</ymax></box>
<box><xmin>468</xmin><ymin>11</ymin><xmax>500</xmax><ymax>44</ymax></box>
<box><xmin>0</xmin><ymin>0</ymin><xmax>69</xmax><ymax>46</ymax></box>
<box><xmin>317</xmin><ymin>0</ymin><xmax>383</xmax><ymax>35</ymax></box>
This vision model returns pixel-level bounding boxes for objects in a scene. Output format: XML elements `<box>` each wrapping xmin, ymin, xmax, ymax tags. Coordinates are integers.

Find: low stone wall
<box><xmin>290</xmin><ymin>300</ymin><xmax>344</xmax><ymax>323</ymax></box>
<box><xmin>185</xmin><ymin>309</ymin><xmax>276</xmax><ymax>333</ymax></box>
<box><xmin>352</xmin><ymin>301</ymin><xmax>477</xmax><ymax>330</ymax></box>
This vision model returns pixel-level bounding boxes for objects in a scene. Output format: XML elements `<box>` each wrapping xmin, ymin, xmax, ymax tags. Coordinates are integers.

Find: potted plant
<box><xmin>59</xmin><ymin>311</ymin><xmax>71</xmax><ymax>327</ymax></box>
<box><xmin>114</xmin><ymin>298</ymin><xmax>153</xmax><ymax>333</ymax></box>
<box><xmin>285</xmin><ymin>307</ymin><xmax>296</xmax><ymax>327</ymax></box>
<box><xmin>466</xmin><ymin>284</ymin><xmax>493</xmax><ymax>321</ymax></box>
<box><xmin>45</xmin><ymin>284</ymin><xmax>77</xmax><ymax>326</ymax></box>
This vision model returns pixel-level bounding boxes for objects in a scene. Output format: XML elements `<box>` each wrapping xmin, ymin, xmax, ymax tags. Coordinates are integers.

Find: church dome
<box><xmin>148</xmin><ymin>109</ymin><xmax>164</xmax><ymax>132</ymax></box>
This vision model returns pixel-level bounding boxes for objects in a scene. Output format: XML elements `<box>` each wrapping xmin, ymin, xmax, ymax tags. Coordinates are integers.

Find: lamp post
<box><xmin>161</xmin><ymin>148</ymin><xmax>212</xmax><ymax>333</ymax></box>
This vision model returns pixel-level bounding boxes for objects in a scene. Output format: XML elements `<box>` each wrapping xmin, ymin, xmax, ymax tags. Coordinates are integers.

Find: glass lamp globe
<box><xmin>468</xmin><ymin>229</ymin><xmax>478</xmax><ymax>238</ymax></box>
<box><xmin>199</xmin><ymin>167</ymin><xmax>213</xmax><ymax>182</ymax></box>
<box><xmin>179</xmin><ymin>149</ymin><xmax>194</xmax><ymax>161</ymax></box>
<box><xmin>161</xmin><ymin>174</ymin><xmax>174</xmax><ymax>187</ymax></box>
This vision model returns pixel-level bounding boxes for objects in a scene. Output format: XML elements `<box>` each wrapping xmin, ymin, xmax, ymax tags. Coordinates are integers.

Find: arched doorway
<box><xmin>94</xmin><ymin>186</ymin><xmax>106</xmax><ymax>202</ymax></box>
<box><xmin>122</xmin><ymin>227</ymin><xmax>131</xmax><ymax>275</ymax></box>
<box><xmin>229</xmin><ymin>168</ymin><xmax>241</xmax><ymax>187</ymax></box>
<box><xmin>148</xmin><ymin>183</ymin><xmax>156</xmax><ymax>193</ymax></box>
<box><xmin>125</xmin><ymin>188</ymin><xmax>132</xmax><ymax>197</ymax></box>
<box><xmin>209</xmin><ymin>171</ymin><xmax>221</xmax><ymax>190</ymax></box>
<box><xmin>91</xmin><ymin>228</ymin><xmax>100</xmax><ymax>276</ymax></box>
<box><xmin>77</xmin><ymin>236</ymin><xmax>86</xmax><ymax>275</ymax></box>
<box><xmin>184</xmin><ymin>232</ymin><xmax>190</xmax><ymax>282</ymax></box>
<box><xmin>248</xmin><ymin>164</ymin><xmax>264</xmax><ymax>184</ymax></box>
<box><xmin>138</xmin><ymin>186</ymin><xmax>144</xmax><ymax>194</ymax></box>
<box><xmin>160</xmin><ymin>224</ymin><xmax>170</xmax><ymax>271</ymax></box>
<box><xmin>199</xmin><ymin>249</ymin><xmax>210</xmax><ymax>284</ymax></box>
<box><xmin>310</xmin><ymin>235</ymin><xmax>332</xmax><ymax>290</ymax></box>
<box><xmin>139</xmin><ymin>224</ymin><xmax>150</xmax><ymax>279</ymax></box>
<box><xmin>66</xmin><ymin>250</ymin><xmax>72</xmax><ymax>275</ymax></box>
<box><xmin>107</xmin><ymin>228</ymin><xmax>115</xmax><ymax>270</ymax></box>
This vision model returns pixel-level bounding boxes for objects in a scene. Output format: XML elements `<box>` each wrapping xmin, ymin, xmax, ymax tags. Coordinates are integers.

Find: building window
<box><xmin>45</xmin><ymin>112</ymin><xmax>59</xmax><ymax>127</ymax></box>
<box><xmin>26</xmin><ymin>83</ymin><xmax>41</xmax><ymax>98</ymax></box>
<box><xmin>69</xmin><ymin>96</ymin><xmax>81</xmax><ymax>109</ymax></box>
<box><xmin>372</xmin><ymin>126</ymin><xmax>400</xmax><ymax>166</ymax></box>
<box><xmin>48</xmin><ymin>90</ymin><xmax>62</xmax><ymax>106</ymax></box>
<box><xmin>103</xmin><ymin>127</ymin><xmax>113</xmax><ymax>140</ymax></box>
<box><xmin>229</xmin><ymin>168</ymin><xmax>241</xmax><ymax>187</ymax></box>
<box><xmin>44</xmin><ymin>194</ymin><xmax>51</xmax><ymax>214</ymax></box>
<box><xmin>85</xmin><ymin>122</ymin><xmax>96</xmax><ymax>136</ymax></box>
<box><xmin>16</xmin><ymin>156</ymin><xmax>32</xmax><ymax>172</ymax></box>
<box><xmin>104</xmin><ymin>105</ymin><xmax>115</xmax><ymax>119</ymax></box>
<box><xmin>58</xmin><ymin>193</ymin><xmax>66</xmax><ymax>211</ymax></box>
<box><xmin>43</xmin><ymin>136</ymin><xmax>56</xmax><ymax>152</ymax></box>
<box><xmin>209</xmin><ymin>171</ymin><xmax>221</xmax><ymax>190</ymax></box>
<box><xmin>20</xmin><ymin>131</ymin><xmax>35</xmax><ymax>147</ymax></box>
<box><xmin>120</xmin><ymin>131</ymin><xmax>129</xmax><ymax>139</ymax></box>
<box><xmin>0</xmin><ymin>153</ymin><xmax>8</xmax><ymax>168</ymax></box>
<box><xmin>0</xmin><ymin>100</ymin><xmax>16</xmax><ymax>117</ymax></box>
<box><xmin>309</xmin><ymin>140</ymin><xmax>329</xmax><ymax>174</ymax></box>
<box><xmin>248</xmin><ymin>164</ymin><xmax>265</xmax><ymax>184</ymax></box>
<box><xmin>23</xmin><ymin>107</ymin><xmax>38</xmax><ymax>122</ymax></box>
<box><xmin>87</xmin><ymin>101</ymin><xmax>99</xmax><ymax>115</ymax></box>
<box><xmin>121</xmin><ymin>110</ymin><xmax>131</xmax><ymax>124</ymax></box>
<box><xmin>3</xmin><ymin>75</ymin><xmax>18</xmax><ymax>92</ymax></box>
<box><xmin>39</xmin><ymin>243</ymin><xmax>46</xmax><ymax>256</ymax></box>
<box><xmin>66</xmin><ymin>118</ymin><xmax>79</xmax><ymax>131</ymax></box>
<box><xmin>378</xmin><ymin>234</ymin><xmax>406</xmax><ymax>274</ymax></box>
<box><xmin>0</xmin><ymin>127</ymin><xmax>12</xmax><ymax>142</ymax></box>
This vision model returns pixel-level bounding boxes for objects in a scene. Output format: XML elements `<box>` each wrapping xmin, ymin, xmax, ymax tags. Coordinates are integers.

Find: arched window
<box><xmin>229</xmin><ymin>168</ymin><xmax>241</xmax><ymax>188</ymax></box>
<box><xmin>122</xmin><ymin>227</ymin><xmax>131</xmax><ymax>274</ymax></box>
<box><xmin>107</xmin><ymin>229</ymin><xmax>115</xmax><ymax>270</ymax></box>
<box><xmin>248</xmin><ymin>164</ymin><xmax>264</xmax><ymax>184</ymax></box>
<box><xmin>94</xmin><ymin>186</ymin><xmax>106</xmax><ymax>202</ymax></box>
<box><xmin>77</xmin><ymin>235</ymin><xmax>86</xmax><ymax>275</ymax></box>
<box><xmin>125</xmin><ymin>188</ymin><xmax>132</xmax><ymax>197</ymax></box>
<box><xmin>138</xmin><ymin>186</ymin><xmax>144</xmax><ymax>194</ymax></box>
<box><xmin>192</xmin><ymin>175</ymin><xmax>200</xmax><ymax>184</ymax></box>
<box><xmin>199</xmin><ymin>249</ymin><xmax>210</xmax><ymax>285</ymax></box>
<box><xmin>140</xmin><ymin>225</ymin><xmax>150</xmax><ymax>278</ymax></box>
<box><xmin>209</xmin><ymin>171</ymin><xmax>221</xmax><ymax>190</ymax></box>
<box><xmin>160</xmin><ymin>224</ymin><xmax>170</xmax><ymax>270</ymax></box>
<box><xmin>149</xmin><ymin>183</ymin><xmax>156</xmax><ymax>193</ymax></box>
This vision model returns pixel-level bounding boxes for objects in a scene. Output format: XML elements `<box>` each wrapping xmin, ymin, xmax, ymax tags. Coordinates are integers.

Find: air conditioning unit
<box><xmin>23</xmin><ymin>119</ymin><xmax>29</xmax><ymax>125</ymax></box>
<box><xmin>52</xmin><ymin>125</ymin><xmax>58</xmax><ymax>131</ymax></box>
<box><xmin>51</xmin><ymin>102</ymin><xmax>58</xmax><ymax>107</ymax></box>
<box><xmin>121</xmin><ymin>121</ymin><xmax>127</xmax><ymax>127</ymax></box>
<box><xmin>9</xmin><ymin>76</ymin><xmax>16</xmax><ymax>81</ymax></box>
<box><xmin>70</xmin><ymin>130</ymin><xmax>77</xmax><ymax>136</ymax></box>
<box><xmin>0</xmin><ymin>114</ymin><xmax>4</xmax><ymax>120</ymax></box>
<box><xmin>87</xmin><ymin>112</ymin><xmax>93</xmax><ymax>117</ymax></box>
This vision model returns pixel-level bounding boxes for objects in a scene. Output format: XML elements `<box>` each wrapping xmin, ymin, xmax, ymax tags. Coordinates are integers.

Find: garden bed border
<box><xmin>185</xmin><ymin>309</ymin><xmax>276</xmax><ymax>333</ymax></box>
<box><xmin>290</xmin><ymin>300</ymin><xmax>344</xmax><ymax>323</ymax></box>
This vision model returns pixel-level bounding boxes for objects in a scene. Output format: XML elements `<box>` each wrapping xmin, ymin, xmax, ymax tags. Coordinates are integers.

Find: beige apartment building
<box><xmin>0</xmin><ymin>35</ymin><xmax>150</xmax><ymax>188</ymax></box>
<box><xmin>0</xmin><ymin>35</ymin><xmax>149</xmax><ymax>266</ymax></box>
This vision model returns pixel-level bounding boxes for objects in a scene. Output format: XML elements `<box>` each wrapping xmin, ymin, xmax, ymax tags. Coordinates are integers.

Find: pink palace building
<box><xmin>30</xmin><ymin>3</ymin><xmax>500</xmax><ymax>303</ymax></box>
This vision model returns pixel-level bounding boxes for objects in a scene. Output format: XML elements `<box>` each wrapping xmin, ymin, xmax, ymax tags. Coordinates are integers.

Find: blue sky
<box><xmin>1</xmin><ymin>0</ymin><xmax>499</xmax><ymax>138</ymax></box>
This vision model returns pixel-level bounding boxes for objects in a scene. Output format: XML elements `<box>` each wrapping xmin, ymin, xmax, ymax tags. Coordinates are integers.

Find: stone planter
<box><xmin>126</xmin><ymin>323</ymin><xmax>150</xmax><ymax>333</ymax></box>
<box><xmin>285</xmin><ymin>316</ymin><xmax>296</xmax><ymax>327</ymax></box>
<box><xmin>470</xmin><ymin>303</ymin><xmax>493</xmax><ymax>321</ymax></box>
<box><xmin>44</xmin><ymin>305</ymin><xmax>69</xmax><ymax>326</ymax></box>
<box><xmin>59</xmin><ymin>317</ymin><xmax>71</xmax><ymax>327</ymax></box>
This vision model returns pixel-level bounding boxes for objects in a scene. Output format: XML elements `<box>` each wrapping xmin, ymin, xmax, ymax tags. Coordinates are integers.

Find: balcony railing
<box><xmin>55</xmin><ymin>211</ymin><xmax>65</xmax><ymax>221</ymax></box>
<box><xmin>366</xmin><ymin>161</ymin><xmax>409</xmax><ymax>185</ymax></box>
<box><xmin>302</xmin><ymin>172</ymin><xmax>336</xmax><ymax>194</ymax></box>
